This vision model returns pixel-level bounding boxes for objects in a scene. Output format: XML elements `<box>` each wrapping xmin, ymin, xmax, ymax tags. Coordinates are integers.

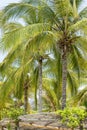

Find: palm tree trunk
<box><xmin>35</xmin><ymin>85</ymin><xmax>37</xmax><ymax>110</ymax></box>
<box><xmin>38</xmin><ymin>57</ymin><xmax>42</xmax><ymax>113</ymax></box>
<box><xmin>61</xmin><ymin>45</ymin><xmax>67</xmax><ymax>110</ymax></box>
<box><xmin>24</xmin><ymin>81</ymin><xmax>28</xmax><ymax>114</ymax></box>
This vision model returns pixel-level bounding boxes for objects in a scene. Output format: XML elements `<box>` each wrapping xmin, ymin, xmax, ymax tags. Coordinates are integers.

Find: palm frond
<box><xmin>72</xmin><ymin>0</ymin><xmax>79</xmax><ymax>19</ymax></box>
<box><xmin>68</xmin><ymin>46</ymin><xmax>80</xmax><ymax>78</ymax></box>
<box><xmin>67</xmin><ymin>70</ymin><xmax>78</xmax><ymax>97</ymax></box>
<box><xmin>32</xmin><ymin>66</ymin><xmax>39</xmax><ymax>110</ymax></box>
<box><xmin>74</xmin><ymin>43</ymin><xmax>87</xmax><ymax>60</ymax></box>
<box><xmin>0</xmin><ymin>11</ymin><xmax>4</xmax><ymax>27</ymax></box>
<box><xmin>11</xmin><ymin>57</ymin><xmax>33</xmax><ymax>99</ymax></box>
<box><xmin>2</xmin><ymin>3</ymin><xmax>37</xmax><ymax>22</ymax></box>
<box><xmin>53</xmin><ymin>0</ymin><xmax>73</xmax><ymax>17</ymax></box>
<box><xmin>69</xmin><ymin>18</ymin><xmax>87</xmax><ymax>31</ymax></box>
<box><xmin>39</xmin><ymin>3</ymin><xmax>56</xmax><ymax>24</ymax></box>
<box><xmin>0</xmin><ymin>43</ymin><xmax>23</xmax><ymax>72</ymax></box>
<box><xmin>24</xmin><ymin>31</ymin><xmax>58</xmax><ymax>56</ymax></box>
<box><xmin>2</xmin><ymin>22</ymin><xmax>23</xmax><ymax>32</ymax></box>
<box><xmin>69</xmin><ymin>87</ymin><xmax>87</xmax><ymax>107</ymax></box>
<box><xmin>0</xmin><ymin>69</ymin><xmax>17</xmax><ymax>101</ymax></box>
<box><xmin>1</xmin><ymin>23</ymin><xmax>51</xmax><ymax>50</ymax></box>
<box><xmin>70</xmin><ymin>0</ymin><xmax>83</xmax><ymax>9</ymax></box>
<box><xmin>79</xmin><ymin>7</ymin><xmax>87</xmax><ymax>18</ymax></box>
<box><xmin>43</xmin><ymin>79</ymin><xmax>58</xmax><ymax>110</ymax></box>
<box><xmin>78</xmin><ymin>36</ymin><xmax>87</xmax><ymax>50</ymax></box>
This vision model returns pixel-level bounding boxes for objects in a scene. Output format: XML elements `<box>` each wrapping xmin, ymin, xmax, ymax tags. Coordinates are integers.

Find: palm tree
<box><xmin>0</xmin><ymin>41</ymin><xmax>35</xmax><ymax>113</ymax></box>
<box><xmin>0</xmin><ymin>2</ymin><xmax>46</xmax><ymax>112</ymax></box>
<box><xmin>38</xmin><ymin>0</ymin><xmax>87</xmax><ymax>109</ymax></box>
<box><xmin>43</xmin><ymin>46</ymin><xmax>80</xmax><ymax>108</ymax></box>
<box><xmin>0</xmin><ymin>0</ymin><xmax>56</xmax><ymax>112</ymax></box>
<box><xmin>1</xmin><ymin>0</ymin><xmax>87</xmax><ymax>110</ymax></box>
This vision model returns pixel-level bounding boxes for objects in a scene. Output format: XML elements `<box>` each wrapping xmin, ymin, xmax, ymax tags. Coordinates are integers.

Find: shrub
<box><xmin>56</xmin><ymin>107</ymin><xmax>87</xmax><ymax>129</ymax></box>
<box><xmin>0</xmin><ymin>107</ymin><xmax>24</xmax><ymax>120</ymax></box>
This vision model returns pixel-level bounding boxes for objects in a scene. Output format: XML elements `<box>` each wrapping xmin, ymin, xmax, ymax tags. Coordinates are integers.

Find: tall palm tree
<box><xmin>38</xmin><ymin>0</ymin><xmax>87</xmax><ymax>109</ymax></box>
<box><xmin>44</xmin><ymin>46</ymin><xmax>80</xmax><ymax>108</ymax></box>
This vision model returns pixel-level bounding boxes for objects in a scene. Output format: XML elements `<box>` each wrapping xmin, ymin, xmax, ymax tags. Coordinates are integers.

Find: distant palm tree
<box><xmin>0</xmin><ymin>62</ymin><xmax>32</xmax><ymax>114</ymax></box>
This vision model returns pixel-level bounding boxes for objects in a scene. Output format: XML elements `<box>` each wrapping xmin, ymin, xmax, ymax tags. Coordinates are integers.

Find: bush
<box><xmin>56</xmin><ymin>107</ymin><xmax>87</xmax><ymax>129</ymax></box>
<box><xmin>0</xmin><ymin>107</ymin><xmax>24</xmax><ymax>120</ymax></box>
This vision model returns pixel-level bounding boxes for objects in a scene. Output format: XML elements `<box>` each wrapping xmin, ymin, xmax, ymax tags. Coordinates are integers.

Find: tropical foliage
<box><xmin>0</xmin><ymin>0</ymin><xmax>87</xmax><ymax>114</ymax></box>
<box><xmin>57</xmin><ymin>107</ymin><xmax>87</xmax><ymax>129</ymax></box>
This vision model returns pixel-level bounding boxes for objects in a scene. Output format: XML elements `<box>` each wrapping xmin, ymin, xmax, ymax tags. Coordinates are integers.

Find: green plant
<box><xmin>57</xmin><ymin>107</ymin><xmax>87</xmax><ymax>129</ymax></box>
<box><xmin>0</xmin><ymin>107</ymin><xmax>24</xmax><ymax>129</ymax></box>
<box><xmin>1</xmin><ymin>107</ymin><xmax>24</xmax><ymax>120</ymax></box>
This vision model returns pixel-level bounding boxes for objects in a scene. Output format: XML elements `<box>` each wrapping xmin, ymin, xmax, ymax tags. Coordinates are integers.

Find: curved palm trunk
<box><xmin>24</xmin><ymin>81</ymin><xmax>29</xmax><ymax>114</ymax></box>
<box><xmin>61</xmin><ymin>45</ymin><xmax>67</xmax><ymax>110</ymax></box>
<box><xmin>38</xmin><ymin>57</ymin><xmax>42</xmax><ymax>113</ymax></box>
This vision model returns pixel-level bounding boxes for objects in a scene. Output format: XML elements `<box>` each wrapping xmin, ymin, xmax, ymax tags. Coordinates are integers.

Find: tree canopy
<box><xmin>0</xmin><ymin>0</ymin><xmax>87</xmax><ymax>113</ymax></box>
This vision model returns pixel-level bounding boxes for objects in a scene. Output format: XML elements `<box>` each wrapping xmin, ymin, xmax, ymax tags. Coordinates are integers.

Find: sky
<box><xmin>0</xmin><ymin>0</ymin><xmax>20</xmax><ymax>9</ymax></box>
<box><xmin>0</xmin><ymin>0</ymin><xmax>20</xmax><ymax>62</ymax></box>
<box><xmin>0</xmin><ymin>0</ymin><xmax>87</xmax><ymax>62</ymax></box>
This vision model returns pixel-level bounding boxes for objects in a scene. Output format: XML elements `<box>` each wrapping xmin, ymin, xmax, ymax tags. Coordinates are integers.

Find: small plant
<box><xmin>1</xmin><ymin>107</ymin><xmax>24</xmax><ymax>120</ymax></box>
<box><xmin>56</xmin><ymin>107</ymin><xmax>87</xmax><ymax>129</ymax></box>
<box><xmin>0</xmin><ymin>107</ymin><xmax>24</xmax><ymax>129</ymax></box>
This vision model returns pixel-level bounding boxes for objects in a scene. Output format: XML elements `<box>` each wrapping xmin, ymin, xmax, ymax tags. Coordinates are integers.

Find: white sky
<box><xmin>0</xmin><ymin>0</ymin><xmax>20</xmax><ymax>62</ymax></box>
<box><xmin>0</xmin><ymin>0</ymin><xmax>20</xmax><ymax>9</ymax></box>
<box><xmin>79</xmin><ymin>0</ymin><xmax>87</xmax><ymax>11</ymax></box>
<box><xmin>0</xmin><ymin>0</ymin><xmax>87</xmax><ymax>62</ymax></box>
